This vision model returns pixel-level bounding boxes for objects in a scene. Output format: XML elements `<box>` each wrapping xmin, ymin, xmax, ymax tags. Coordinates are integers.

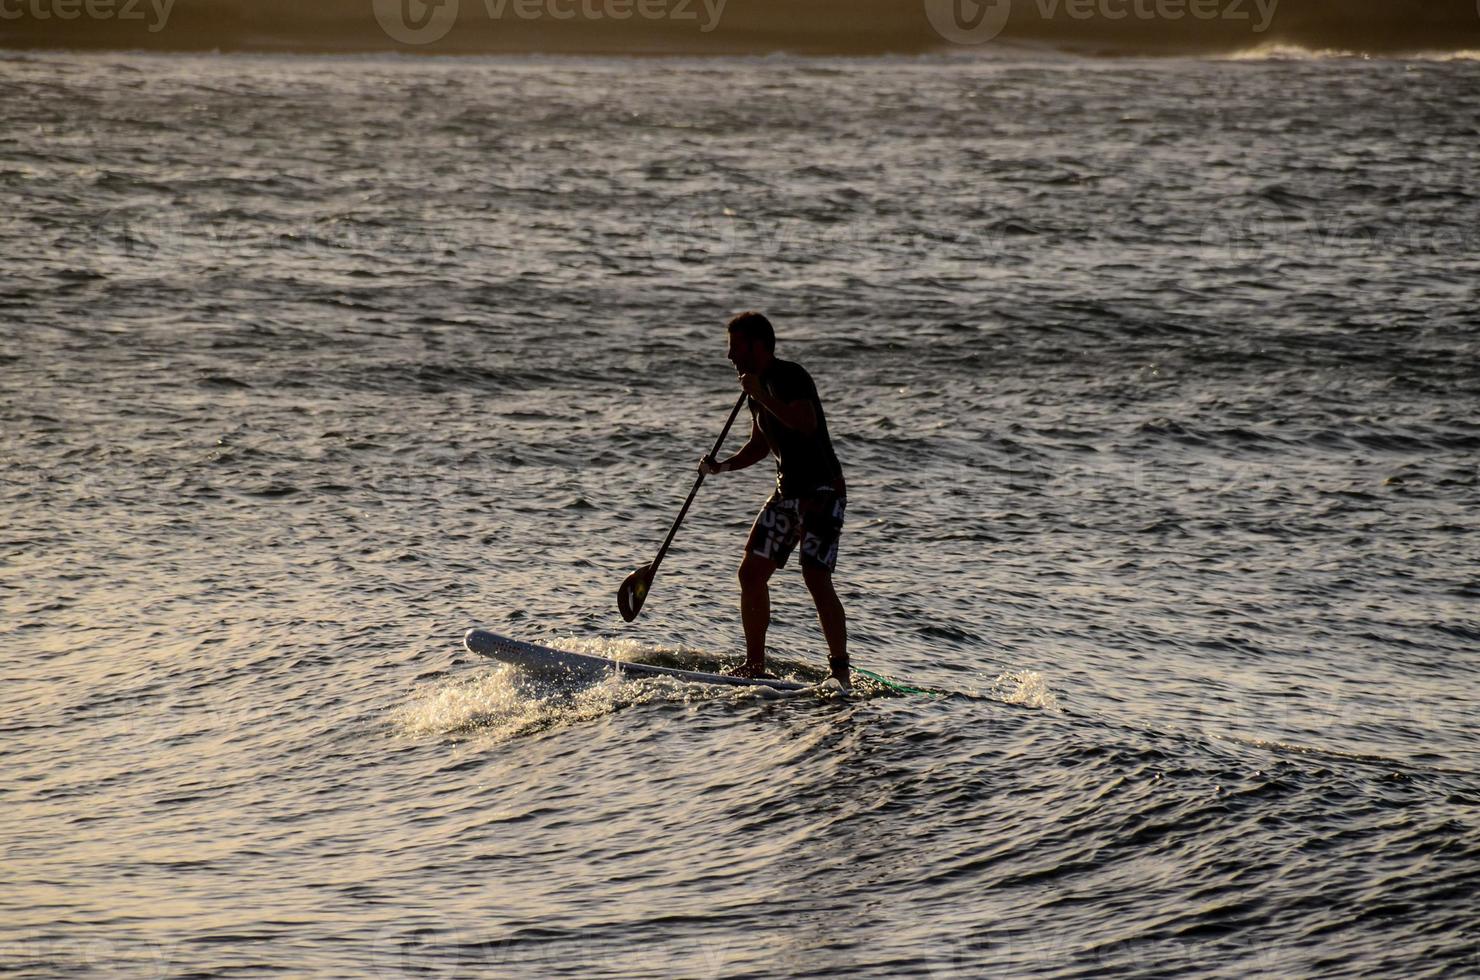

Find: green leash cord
<box><xmin>852</xmin><ymin>667</ymin><xmax>946</xmax><ymax>697</ymax></box>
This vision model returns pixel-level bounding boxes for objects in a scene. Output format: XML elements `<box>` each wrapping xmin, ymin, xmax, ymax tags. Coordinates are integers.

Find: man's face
<box><xmin>726</xmin><ymin>331</ymin><xmax>757</xmax><ymax>374</ymax></box>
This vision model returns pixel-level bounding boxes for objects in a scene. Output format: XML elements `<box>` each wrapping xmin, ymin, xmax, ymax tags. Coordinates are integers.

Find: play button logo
<box><xmin>374</xmin><ymin>0</ymin><xmax>459</xmax><ymax>45</ymax></box>
<box><xmin>924</xmin><ymin>0</ymin><xmax>1013</xmax><ymax>44</ymax></box>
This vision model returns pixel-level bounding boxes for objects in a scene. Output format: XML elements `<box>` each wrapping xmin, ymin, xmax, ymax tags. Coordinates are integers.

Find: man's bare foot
<box><xmin>727</xmin><ymin>661</ymin><xmax>777</xmax><ymax>680</ymax></box>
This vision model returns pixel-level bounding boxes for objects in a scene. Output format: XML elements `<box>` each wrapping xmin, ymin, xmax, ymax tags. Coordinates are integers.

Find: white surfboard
<box><xmin>464</xmin><ymin>629</ymin><xmax>814</xmax><ymax>691</ymax></box>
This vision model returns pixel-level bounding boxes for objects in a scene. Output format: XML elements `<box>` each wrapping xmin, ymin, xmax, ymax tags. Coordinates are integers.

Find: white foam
<box><xmin>990</xmin><ymin>670</ymin><xmax>1062</xmax><ymax>713</ymax></box>
<box><xmin>1221</xmin><ymin>43</ymin><xmax>1480</xmax><ymax>62</ymax></box>
<box><xmin>393</xmin><ymin>637</ymin><xmax>830</xmax><ymax>740</ymax></box>
<box><xmin>391</xmin><ymin>664</ymin><xmax>662</xmax><ymax>740</ymax></box>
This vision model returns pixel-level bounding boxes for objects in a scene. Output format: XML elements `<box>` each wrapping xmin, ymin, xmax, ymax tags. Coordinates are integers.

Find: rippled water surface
<box><xmin>3</xmin><ymin>51</ymin><xmax>1478</xmax><ymax>977</ymax></box>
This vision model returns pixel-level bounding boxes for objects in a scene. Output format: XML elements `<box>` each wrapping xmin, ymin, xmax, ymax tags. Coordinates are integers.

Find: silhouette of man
<box><xmin>699</xmin><ymin>312</ymin><xmax>848</xmax><ymax>686</ymax></box>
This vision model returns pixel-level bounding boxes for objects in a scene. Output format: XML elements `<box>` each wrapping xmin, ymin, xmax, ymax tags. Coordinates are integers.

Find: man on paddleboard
<box><xmin>699</xmin><ymin>312</ymin><xmax>849</xmax><ymax>685</ymax></box>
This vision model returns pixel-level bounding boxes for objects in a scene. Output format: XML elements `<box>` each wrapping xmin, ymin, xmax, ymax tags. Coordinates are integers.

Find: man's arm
<box><xmin>741</xmin><ymin>374</ymin><xmax>817</xmax><ymax>435</ymax></box>
<box><xmin>700</xmin><ymin>418</ymin><xmax>769</xmax><ymax>474</ymax></box>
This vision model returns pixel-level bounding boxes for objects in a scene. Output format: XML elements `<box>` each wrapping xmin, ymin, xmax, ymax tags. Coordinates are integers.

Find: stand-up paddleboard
<box><xmin>464</xmin><ymin>629</ymin><xmax>814</xmax><ymax>692</ymax></box>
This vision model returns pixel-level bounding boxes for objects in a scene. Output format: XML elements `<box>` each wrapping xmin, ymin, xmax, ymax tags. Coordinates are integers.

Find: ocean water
<box><xmin>2</xmin><ymin>50</ymin><xmax>1478</xmax><ymax>977</ymax></box>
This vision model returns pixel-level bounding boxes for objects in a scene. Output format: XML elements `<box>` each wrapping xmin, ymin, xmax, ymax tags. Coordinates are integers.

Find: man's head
<box><xmin>726</xmin><ymin>311</ymin><xmax>775</xmax><ymax>374</ymax></box>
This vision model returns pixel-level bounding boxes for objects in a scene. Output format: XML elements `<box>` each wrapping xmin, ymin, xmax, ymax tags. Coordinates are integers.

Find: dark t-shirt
<box><xmin>749</xmin><ymin>358</ymin><xmax>843</xmax><ymax>497</ymax></box>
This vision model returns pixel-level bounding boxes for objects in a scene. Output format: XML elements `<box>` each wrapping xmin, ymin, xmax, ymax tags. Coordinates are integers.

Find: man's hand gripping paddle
<box><xmin>618</xmin><ymin>392</ymin><xmax>748</xmax><ymax>622</ymax></box>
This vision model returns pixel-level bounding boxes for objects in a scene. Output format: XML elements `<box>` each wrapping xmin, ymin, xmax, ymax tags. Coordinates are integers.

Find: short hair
<box><xmin>726</xmin><ymin>311</ymin><xmax>775</xmax><ymax>352</ymax></box>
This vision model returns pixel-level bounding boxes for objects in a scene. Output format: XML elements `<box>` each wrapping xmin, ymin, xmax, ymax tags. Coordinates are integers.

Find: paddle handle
<box><xmin>648</xmin><ymin>391</ymin><xmax>748</xmax><ymax>577</ymax></box>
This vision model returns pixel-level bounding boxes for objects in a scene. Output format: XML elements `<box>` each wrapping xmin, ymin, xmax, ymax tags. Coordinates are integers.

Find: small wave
<box><xmin>989</xmin><ymin>670</ymin><xmax>1061</xmax><ymax>712</ymax></box>
<box><xmin>1209</xmin><ymin>732</ymin><xmax>1478</xmax><ymax>779</ymax></box>
<box><xmin>199</xmin><ymin>375</ymin><xmax>251</xmax><ymax>389</ymax></box>
<box><xmin>242</xmin><ymin>484</ymin><xmax>299</xmax><ymax>498</ymax></box>
<box><xmin>1221</xmin><ymin>44</ymin><xmax>1369</xmax><ymax>61</ymax></box>
<box><xmin>1255</xmin><ymin>183</ymin><xmax>1321</xmax><ymax>208</ymax></box>
<box><xmin>395</xmin><ymin>636</ymin><xmax>844</xmax><ymax>740</ymax></box>
<box><xmin>1221</xmin><ymin>43</ymin><xmax>1480</xmax><ymax>62</ymax></box>
<box><xmin>391</xmin><ymin>665</ymin><xmax>667</xmax><ymax>740</ymax></box>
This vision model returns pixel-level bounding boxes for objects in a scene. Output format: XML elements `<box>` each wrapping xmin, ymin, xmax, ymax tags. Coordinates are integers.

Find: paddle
<box><xmin>618</xmin><ymin>391</ymin><xmax>748</xmax><ymax>621</ymax></box>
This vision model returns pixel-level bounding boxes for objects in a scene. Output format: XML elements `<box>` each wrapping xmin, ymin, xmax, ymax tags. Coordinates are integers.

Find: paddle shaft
<box><xmin>647</xmin><ymin>391</ymin><xmax>748</xmax><ymax>579</ymax></box>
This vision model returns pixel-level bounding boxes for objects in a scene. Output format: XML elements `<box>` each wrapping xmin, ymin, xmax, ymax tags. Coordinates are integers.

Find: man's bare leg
<box><xmin>803</xmin><ymin>564</ymin><xmax>848</xmax><ymax>682</ymax></box>
<box><xmin>737</xmin><ymin>554</ymin><xmax>777</xmax><ymax>676</ymax></box>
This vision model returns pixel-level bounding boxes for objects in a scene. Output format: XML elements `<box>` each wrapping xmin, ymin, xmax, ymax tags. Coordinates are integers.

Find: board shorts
<box><xmin>747</xmin><ymin>481</ymin><xmax>846</xmax><ymax>573</ymax></box>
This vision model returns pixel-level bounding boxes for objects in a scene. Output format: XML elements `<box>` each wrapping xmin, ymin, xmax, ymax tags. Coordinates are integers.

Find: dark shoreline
<box><xmin>3</xmin><ymin>0</ymin><xmax>1479</xmax><ymax>60</ymax></box>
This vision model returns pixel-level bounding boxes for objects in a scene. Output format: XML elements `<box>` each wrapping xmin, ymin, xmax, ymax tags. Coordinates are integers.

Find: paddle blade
<box><xmin>617</xmin><ymin>564</ymin><xmax>654</xmax><ymax>622</ymax></box>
